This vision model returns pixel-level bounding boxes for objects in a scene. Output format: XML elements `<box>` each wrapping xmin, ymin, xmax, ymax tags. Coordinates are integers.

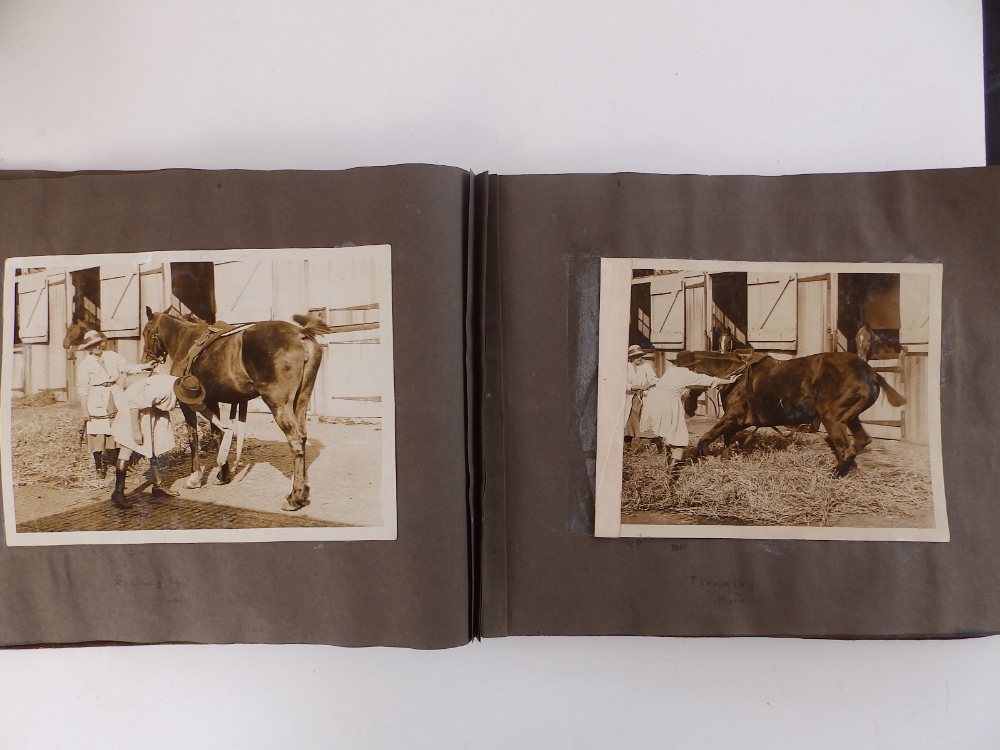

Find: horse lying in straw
<box><xmin>141</xmin><ymin>307</ymin><xmax>335</xmax><ymax>511</ymax></box>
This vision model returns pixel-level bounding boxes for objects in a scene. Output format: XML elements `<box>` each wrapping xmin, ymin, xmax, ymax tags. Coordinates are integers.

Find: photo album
<box><xmin>0</xmin><ymin>166</ymin><xmax>997</xmax><ymax>648</ymax></box>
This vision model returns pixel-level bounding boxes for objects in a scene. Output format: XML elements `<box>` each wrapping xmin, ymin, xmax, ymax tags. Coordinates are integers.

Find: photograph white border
<box><xmin>594</xmin><ymin>258</ymin><xmax>948</xmax><ymax>542</ymax></box>
<box><xmin>2</xmin><ymin>246</ymin><xmax>398</xmax><ymax>545</ymax></box>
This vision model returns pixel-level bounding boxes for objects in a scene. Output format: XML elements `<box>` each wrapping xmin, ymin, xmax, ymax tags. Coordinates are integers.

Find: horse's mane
<box><xmin>293</xmin><ymin>313</ymin><xmax>337</xmax><ymax>340</ymax></box>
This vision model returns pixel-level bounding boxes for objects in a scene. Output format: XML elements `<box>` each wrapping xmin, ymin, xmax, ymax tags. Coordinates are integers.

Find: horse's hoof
<box><xmin>280</xmin><ymin>498</ymin><xmax>309</xmax><ymax>512</ymax></box>
<box><xmin>151</xmin><ymin>486</ymin><xmax>179</xmax><ymax>499</ymax></box>
<box><xmin>184</xmin><ymin>472</ymin><xmax>202</xmax><ymax>489</ymax></box>
<box><xmin>217</xmin><ymin>464</ymin><xmax>231</xmax><ymax>484</ymax></box>
<box><xmin>832</xmin><ymin>460</ymin><xmax>856</xmax><ymax>478</ymax></box>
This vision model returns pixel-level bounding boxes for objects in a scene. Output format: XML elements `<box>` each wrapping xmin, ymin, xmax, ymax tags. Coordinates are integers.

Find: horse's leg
<box><xmin>235</xmin><ymin>400</ymin><xmax>248</xmax><ymax>468</ymax></box>
<box><xmin>268</xmin><ymin>403</ymin><xmax>308</xmax><ymax>511</ymax></box>
<box><xmin>722</xmin><ymin>426</ymin><xmax>749</xmax><ymax>457</ymax></box>
<box><xmin>696</xmin><ymin>419</ymin><xmax>736</xmax><ymax>457</ymax></box>
<box><xmin>216</xmin><ymin>402</ymin><xmax>236</xmax><ymax>484</ymax></box>
<box><xmin>822</xmin><ymin>417</ymin><xmax>856</xmax><ymax>477</ymax></box>
<box><xmin>848</xmin><ymin>416</ymin><xmax>872</xmax><ymax>453</ymax></box>
<box><xmin>292</xmin><ymin>341</ymin><xmax>323</xmax><ymax>501</ymax></box>
<box><xmin>182</xmin><ymin>403</ymin><xmax>204</xmax><ymax>489</ymax></box>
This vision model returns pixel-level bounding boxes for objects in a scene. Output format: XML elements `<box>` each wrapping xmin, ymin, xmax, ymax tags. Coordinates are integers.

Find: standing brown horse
<box><xmin>140</xmin><ymin>307</ymin><xmax>334</xmax><ymax>511</ymax></box>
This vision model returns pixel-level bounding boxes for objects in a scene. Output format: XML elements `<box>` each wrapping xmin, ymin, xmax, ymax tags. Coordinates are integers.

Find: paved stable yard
<box><xmin>11</xmin><ymin>403</ymin><xmax>384</xmax><ymax>533</ymax></box>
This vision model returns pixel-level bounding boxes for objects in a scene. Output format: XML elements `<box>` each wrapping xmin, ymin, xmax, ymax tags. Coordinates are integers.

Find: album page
<box><xmin>0</xmin><ymin>166</ymin><xmax>473</xmax><ymax>649</ymax></box>
<box><xmin>481</xmin><ymin>168</ymin><xmax>1000</xmax><ymax>639</ymax></box>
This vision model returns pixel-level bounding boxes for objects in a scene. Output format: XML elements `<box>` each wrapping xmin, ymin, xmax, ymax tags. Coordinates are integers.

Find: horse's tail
<box><xmin>293</xmin><ymin>313</ymin><xmax>337</xmax><ymax>340</ymax></box>
<box><xmin>873</xmin><ymin>371</ymin><xmax>906</xmax><ymax>407</ymax></box>
<box><xmin>291</xmin><ymin>314</ymin><xmax>330</xmax><ymax>415</ymax></box>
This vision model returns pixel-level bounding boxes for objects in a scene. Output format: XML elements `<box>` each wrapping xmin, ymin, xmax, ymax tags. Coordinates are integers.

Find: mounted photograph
<box><xmin>1</xmin><ymin>247</ymin><xmax>397</xmax><ymax>545</ymax></box>
<box><xmin>594</xmin><ymin>259</ymin><xmax>947</xmax><ymax>541</ymax></box>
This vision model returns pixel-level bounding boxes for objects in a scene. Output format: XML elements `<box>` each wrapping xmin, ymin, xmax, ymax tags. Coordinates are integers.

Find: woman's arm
<box><xmin>111</xmin><ymin>350</ymin><xmax>154</xmax><ymax>375</ymax></box>
<box><xmin>130</xmin><ymin>409</ymin><xmax>143</xmax><ymax>445</ymax></box>
<box><xmin>76</xmin><ymin>359</ymin><xmax>91</xmax><ymax>411</ymax></box>
<box><xmin>683</xmin><ymin>369</ymin><xmax>737</xmax><ymax>389</ymax></box>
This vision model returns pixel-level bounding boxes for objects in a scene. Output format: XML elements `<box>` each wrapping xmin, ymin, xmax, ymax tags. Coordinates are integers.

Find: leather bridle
<box><xmin>142</xmin><ymin>316</ymin><xmax>168</xmax><ymax>369</ymax></box>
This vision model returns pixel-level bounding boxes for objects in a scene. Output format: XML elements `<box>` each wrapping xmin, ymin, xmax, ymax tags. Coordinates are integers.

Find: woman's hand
<box><xmin>129</xmin><ymin>409</ymin><xmax>143</xmax><ymax>445</ymax></box>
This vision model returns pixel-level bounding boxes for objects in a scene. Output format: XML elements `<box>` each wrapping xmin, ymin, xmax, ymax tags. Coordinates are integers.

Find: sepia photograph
<box><xmin>1</xmin><ymin>247</ymin><xmax>397</xmax><ymax>545</ymax></box>
<box><xmin>595</xmin><ymin>259</ymin><xmax>947</xmax><ymax>541</ymax></box>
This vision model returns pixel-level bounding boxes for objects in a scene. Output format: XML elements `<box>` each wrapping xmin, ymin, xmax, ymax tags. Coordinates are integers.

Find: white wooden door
<box><xmin>139</xmin><ymin>262</ymin><xmax>169</xmax><ymax>317</ymax></box>
<box><xmin>899</xmin><ymin>273</ymin><xmax>930</xmax><ymax>352</ymax></box>
<box><xmin>214</xmin><ymin>261</ymin><xmax>273</xmax><ymax>324</ymax></box>
<box><xmin>748</xmin><ymin>273</ymin><xmax>797</xmax><ymax>350</ymax></box>
<box><xmin>323</xmin><ymin>343</ymin><xmax>384</xmax><ymax>418</ymax></box>
<box><xmin>17</xmin><ymin>273</ymin><xmax>49</xmax><ymax>343</ymax></box>
<box><xmin>796</xmin><ymin>274</ymin><xmax>830</xmax><ymax>356</ymax></box>
<box><xmin>683</xmin><ymin>276</ymin><xmax>708</xmax><ymax>351</ymax></box>
<box><xmin>649</xmin><ymin>274</ymin><xmax>684</xmax><ymax>349</ymax></box>
<box><xmin>899</xmin><ymin>273</ymin><xmax>930</xmax><ymax>444</ymax></box>
<box><xmin>47</xmin><ymin>279</ymin><xmax>68</xmax><ymax>393</ymax></box>
<box><xmin>100</xmin><ymin>265</ymin><xmax>141</xmax><ymax>337</ymax></box>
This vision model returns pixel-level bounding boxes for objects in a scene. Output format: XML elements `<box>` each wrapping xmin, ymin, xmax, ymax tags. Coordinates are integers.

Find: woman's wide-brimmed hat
<box><xmin>627</xmin><ymin>345</ymin><xmax>645</xmax><ymax>360</ymax></box>
<box><xmin>77</xmin><ymin>329</ymin><xmax>108</xmax><ymax>350</ymax></box>
<box><xmin>173</xmin><ymin>374</ymin><xmax>206</xmax><ymax>405</ymax></box>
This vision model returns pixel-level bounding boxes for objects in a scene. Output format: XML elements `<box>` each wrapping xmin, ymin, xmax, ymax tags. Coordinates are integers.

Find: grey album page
<box><xmin>0</xmin><ymin>166</ymin><xmax>471</xmax><ymax>649</ymax></box>
<box><xmin>481</xmin><ymin>168</ymin><xmax>1000</xmax><ymax>638</ymax></box>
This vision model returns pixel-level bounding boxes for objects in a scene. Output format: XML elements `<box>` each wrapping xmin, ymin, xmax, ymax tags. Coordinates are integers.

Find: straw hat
<box><xmin>77</xmin><ymin>329</ymin><xmax>108</xmax><ymax>350</ymax></box>
<box><xmin>173</xmin><ymin>375</ymin><xmax>206</xmax><ymax>405</ymax></box>
<box><xmin>627</xmin><ymin>345</ymin><xmax>645</xmax><ymax>360</ymax></box>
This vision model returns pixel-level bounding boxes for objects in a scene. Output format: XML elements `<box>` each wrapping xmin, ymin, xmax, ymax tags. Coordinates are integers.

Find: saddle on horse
<box><xmin>178</xmin><ymin>321</ymin><xmax>255</xmax><ymax>377</ymax></box>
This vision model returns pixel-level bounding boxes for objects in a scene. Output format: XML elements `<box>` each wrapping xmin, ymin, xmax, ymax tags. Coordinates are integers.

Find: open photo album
<box><xmin>0</xmin><ymin>165</ymin><xmax>997</xmax><ymax>648</ymax></box>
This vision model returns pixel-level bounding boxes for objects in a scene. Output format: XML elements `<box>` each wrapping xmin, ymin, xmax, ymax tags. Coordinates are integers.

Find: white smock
<box><xmin>623</xmin><ymin>360</ymin><xmax>658</xmax><ymax>437</ymax></box>
<box><xmin>76</xmin><ymin>350</ymin><xmax>142</xmax><ymax>436</ymax></box>
<box><xmin>110</xmin><ymin>374</ymin><xmax>178</xmax><ymax>458</ymax></box>
<box><xmin>638</xmin><ymin>365</ymin><xmax>724</xmax><ymax>447</ymax></box>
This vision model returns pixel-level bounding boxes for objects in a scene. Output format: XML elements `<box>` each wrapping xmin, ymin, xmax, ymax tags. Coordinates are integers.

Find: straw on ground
<box><xmin>622</xmin><ymin>430</ymin><xmax>930</xmax><ymax>526</ymax></box>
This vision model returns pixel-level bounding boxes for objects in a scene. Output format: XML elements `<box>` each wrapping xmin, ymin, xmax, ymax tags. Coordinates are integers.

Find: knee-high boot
<box><xmin>149</xmin><ymin>457</ymin><xmax>178</xmax><ymax>499</ymax></box>
<box><xmin>667</xmin><ymin>448</ymin><xmax>686</xmax><ymax>486</ymax></box>
<box><xmin>110</xmin><ymin>459</ymin><xmax>132</xmax><ymax>509</ymax></box>
<box><xmin>92</xmin><ymin>452</ymin><xmax>105</xmax><ymax>479</ymax></box>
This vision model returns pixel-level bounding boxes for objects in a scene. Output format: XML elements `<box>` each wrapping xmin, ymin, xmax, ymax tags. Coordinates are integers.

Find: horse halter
<box><xmin>142</xmin><ymin>317</ymin><xmax>168</xmax><ymax>368</ymax></box>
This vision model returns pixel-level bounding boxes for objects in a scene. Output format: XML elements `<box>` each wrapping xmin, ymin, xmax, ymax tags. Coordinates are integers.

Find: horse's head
<box><xmin>62</xmin><ymin>318</ymin><xmax>96</xmax><ymax>350</ymax></box>
<box><xmin>141</xmin><ymin>306</ymin><xmax>168</xmax><ymax>365</ymax></box>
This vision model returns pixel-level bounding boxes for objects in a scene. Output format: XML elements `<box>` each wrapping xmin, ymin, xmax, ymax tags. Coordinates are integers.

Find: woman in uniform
<box><xmin>624</xmin><ymin>345</ymin><xmax>658</xmax><ymax>443</ymax></box>
<box><xmin>631</xmin><ymin>351</ymin><xmax>736</xmax><ymax>482</ymax></box>
<box><xmin>109</xmin><ymin>373</ymin><xmax>208</xmax><ymax>509</ymax></box>
<box><xmin>75</xmin><ymin>329</ymin><xmax>154</xmax><ymax>478</ymax></box>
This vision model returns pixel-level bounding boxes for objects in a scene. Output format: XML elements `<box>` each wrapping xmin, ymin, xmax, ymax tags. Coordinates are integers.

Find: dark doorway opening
<box><xmin>629</xmin><ymin>282</ymin><xmax>652</xmax><ymax>348</ymax></box>
<box><xmin>70</xmin><ymin>267</ymin><xmax>101</xmax><ymax>327</ymax></box>
<box><xmin>837</xmin><ymin>273</ymin><xmax>901</xmax><ymax>355</ymax></box>
<box><xmin>710</xmin><ymin>272</ymin><xmax>748</xmax><ymax>348</ymax></box>
<box><xmin>171</xmin><ymin>262</ymin><xmax>216</xmax><ymax>324</ymax></box>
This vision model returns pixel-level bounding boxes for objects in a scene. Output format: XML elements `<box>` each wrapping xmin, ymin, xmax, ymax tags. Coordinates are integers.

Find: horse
<box><xmin>62</xmin><ymin>317</ymin><xmax>99</xmax><ymax>355</ymax></box>
<box><xmin>686</xmin><ymin>351</ymin><xmax>906</xmax><ymax>477</ymax></box>
<box><xmin>140</xmin><ymin>307</ymin><xmax>335</xmax><ymax>511</ymax></box>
